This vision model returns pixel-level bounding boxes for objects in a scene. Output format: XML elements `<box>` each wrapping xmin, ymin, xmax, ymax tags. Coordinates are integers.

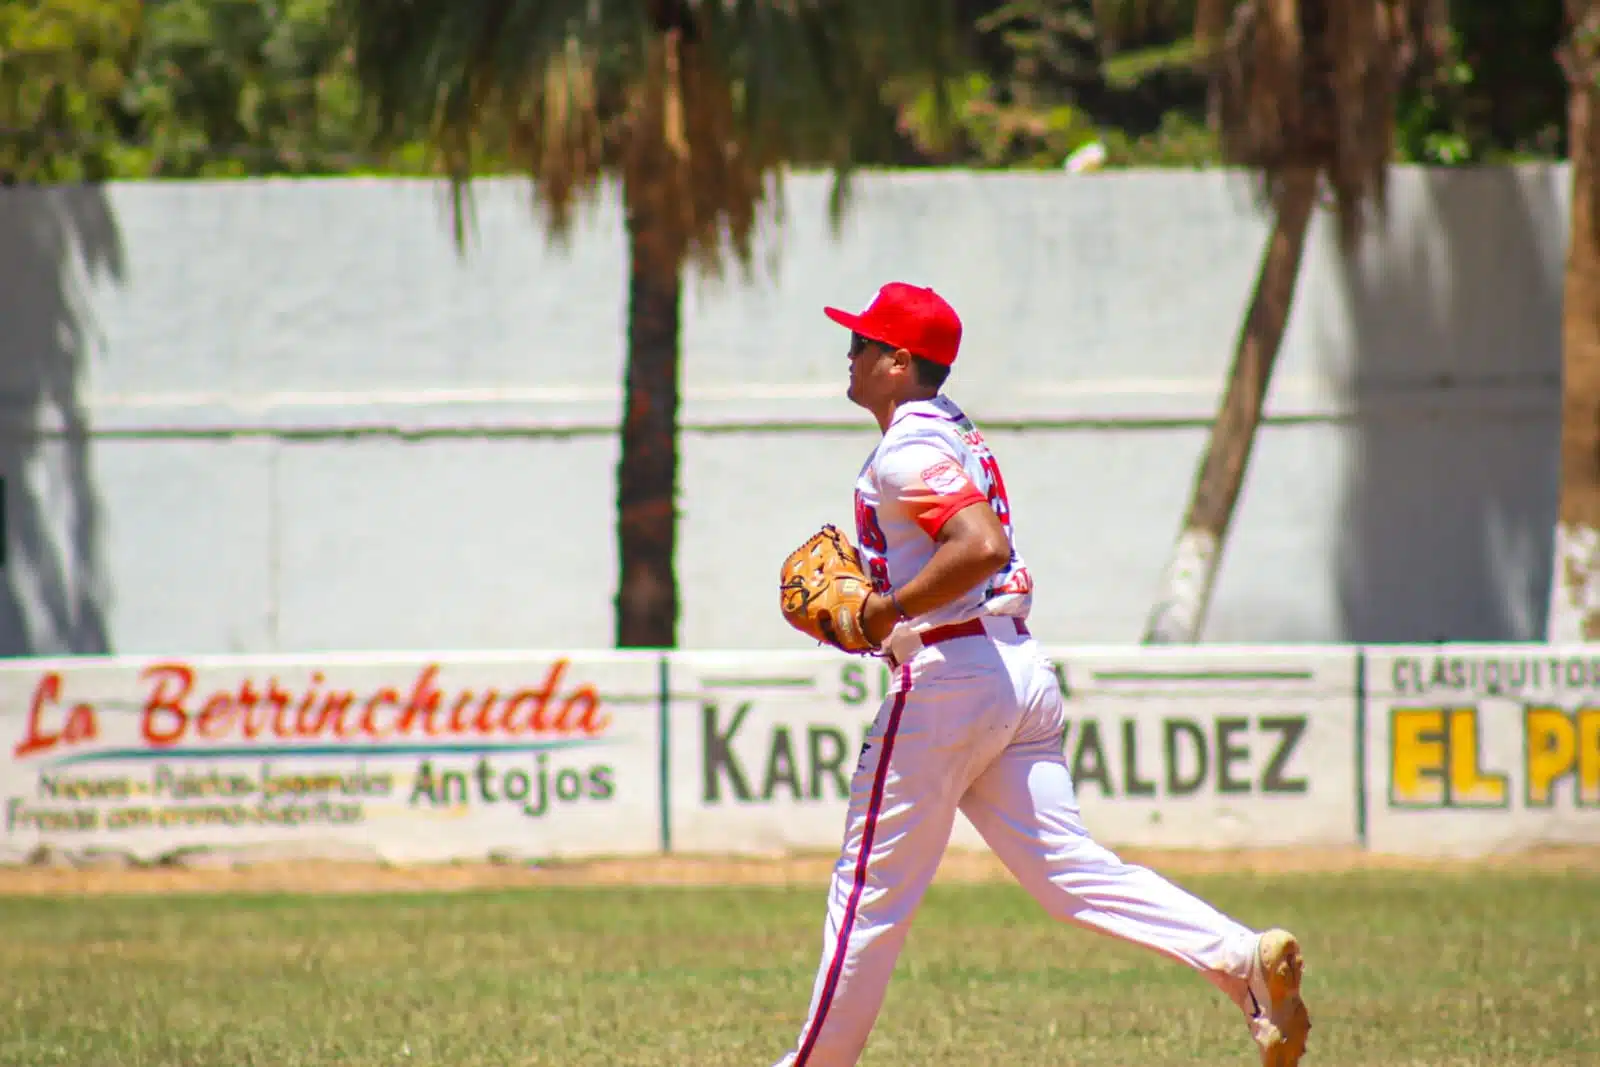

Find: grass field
<box><xmin>1</xmin><ymin>856</ymin><xmax>1596</xmax><ymax>1067</ymax></box>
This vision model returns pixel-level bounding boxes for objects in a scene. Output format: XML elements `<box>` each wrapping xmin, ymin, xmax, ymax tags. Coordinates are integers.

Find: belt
<box><xmin>885</xmin><ymin>616</ymin><xmax>1030</xmax><ymax>668</ymax></box>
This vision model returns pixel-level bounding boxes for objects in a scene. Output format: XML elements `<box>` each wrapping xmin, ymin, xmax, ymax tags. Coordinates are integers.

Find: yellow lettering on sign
<box><xmin>1448</xmin><ymin>707</ymin><xmax>1507</xmax><ymax>807</ymax></box>
<box><xmin>1525</xmin><ymin>707</ymin><xmax>1576</xmax><ymax>807</ymax></box>
<box><xmin>1390</xmin><ymin>709</ymin><xmax>1446</xmax><ymax>806</ymax></box>
<box><xmin>1391</xmin><ymin>707</ymin><xmax>1507</xmax><ymax>809</ymax></box>
<box><xmin>1581</xmin><ymin>708</ymin><xmax>1600</xmax><ymax>807</ymax></box>
<box><xmin>1522</xmin><ymin>706</ymin><xmax>1600</xmax><ymax>807</ymax></box>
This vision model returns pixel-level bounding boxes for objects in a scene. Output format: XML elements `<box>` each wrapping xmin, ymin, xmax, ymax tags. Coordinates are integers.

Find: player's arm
<box><xmin>863</xmin><ymin>503</ymin><xmax>1009</xmax><ymax>635</ymax></box>
<box><xmin>860</xmin><ymin>446</ymin><xmax>1010</xmax><ymax>645</ymax></box>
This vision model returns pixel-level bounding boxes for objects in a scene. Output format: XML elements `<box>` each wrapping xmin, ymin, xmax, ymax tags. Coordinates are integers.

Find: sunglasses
<box><xmin>850</xmin><ymin>332</ymin><xmax>893</xmax><ymax>357</ymax></box>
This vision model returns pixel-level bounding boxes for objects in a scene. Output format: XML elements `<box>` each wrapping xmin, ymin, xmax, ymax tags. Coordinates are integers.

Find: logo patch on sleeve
<box><xmin>920</xmin><ymin>459</ymin><xmax>970</xmax><ymax>496</ymax></box>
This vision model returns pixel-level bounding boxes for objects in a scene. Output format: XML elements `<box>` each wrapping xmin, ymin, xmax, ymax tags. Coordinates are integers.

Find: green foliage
<box><xmin>0</xmin><ymin>0</ymin><xmax>444</xmax><ymax>181</ymax></box>
<box><xmin>123</xmin><ymin>0</ymin><xmax>369</xmax><ymax>177</ymax></box>
<box><xmin>1100</xmin><ymin>108</ymin><xmax>1219</xmax><ymax>166</ymax></box>
<box><xmin>894</xmin><ymin>70</ymin><xmax>1104</xmax><ymax>167</ymax></box>
<box><xmin>0</xmin><ymin>0</ymin><xmax>1584</xmax><ymax>181</ymax></box>
<box><xmin>902</xmin><ymin>0</ymin><xmax>1215</xmax><ymax>169</ymax></box>
<box><xmin>894</xmin><ymin>68</ymin><xmax>1219</xmax><ymax>170</ymax></box>
<box><xmin>1391</xmin><ymin>5</ymin><xmax>1567</xmax><ymax>166</ymax></box>
<box><xmin>0</xmin><ymin>0</ymin><xmax>142</xmax><ymax>181</ymax></box>
<box><xmin>1100</xmin><ymin>36</ymin><xmax>1204</xmax><ymax>90</ymax></box>
<box><xmin>1392</xmin><ymin>30</ymin><xmax>1479</xmax><ymax>165</ymax></box>
<box><xmin>1078</xmin><ymin>0</ymin><xmax>1571</xmax><ymax>168</ymax></box>
<box><xmin>975</xmin><ymin>0</ymin><xmax>1102</xmax><ymax>90</ymax></box>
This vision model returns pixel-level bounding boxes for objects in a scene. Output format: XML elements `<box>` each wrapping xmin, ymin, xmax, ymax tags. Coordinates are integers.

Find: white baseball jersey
<box><xmin>775</xmin><ymin>328</ymin><xmax>1279</xmax><ymax>1067</ymax></box>
<box><xmin>777</xmin><ymin>419</ymin><xmax>1266</xmax><ymax>1065</ymax></box>
<box><xmin>852</xmin><ymin>395</ymin><xmax>1033</xmax><ymax>632</ymax></box>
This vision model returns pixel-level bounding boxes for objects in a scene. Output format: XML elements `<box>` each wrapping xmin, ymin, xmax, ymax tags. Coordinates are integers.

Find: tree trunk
<box><xmin>1142</xmin><ymin>167</ymin><xmax>1320</xmax><ymax>644</ymax></box>
<box><xmin>615</xmin><ymin>183</ymin><xmax>683</xmax><ymax>649</ymax></box>
<box><xmin>1549</xmin><ymin>4</ymin><xmax>1600</xmax><ymax>642</ymax></box>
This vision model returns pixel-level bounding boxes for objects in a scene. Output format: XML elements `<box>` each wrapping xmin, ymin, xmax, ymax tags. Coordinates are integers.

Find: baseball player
<box><xmin>770</xmin><ymin>281</ymin><xmax>1312</xmax><ymax>1066</ymax></box>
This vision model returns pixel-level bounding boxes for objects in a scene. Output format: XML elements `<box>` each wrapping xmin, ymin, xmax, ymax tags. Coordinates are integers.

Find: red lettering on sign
<box><xmin>131</xmin><ymin>659</ymin><xmax>608</xmax><ymax>749</ymax></box>
<box><xmin>12</xmin><ymin>673</ymin><xmax>99</xmax><ymax>758</ymax></box>
<box><xmin>359</xmin><ymin>688</ymin><xmax>398</xmax><ymax>739</ymax></box>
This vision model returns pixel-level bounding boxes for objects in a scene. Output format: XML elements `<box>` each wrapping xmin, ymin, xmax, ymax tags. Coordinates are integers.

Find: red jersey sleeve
<box><xmin>876</xmin><ymin>440</ymin><xmax>987</xmax><ymax>538</ymax></box>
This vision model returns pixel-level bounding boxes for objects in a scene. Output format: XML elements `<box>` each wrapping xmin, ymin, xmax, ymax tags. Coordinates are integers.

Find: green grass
<box><xmin>1</xmin><ymin>869</ymin><xmax>1596</xmax><ymax>1066</ymax></box>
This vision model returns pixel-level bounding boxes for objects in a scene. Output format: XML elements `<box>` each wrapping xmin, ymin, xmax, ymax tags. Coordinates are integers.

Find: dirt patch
<box><xmin>1</xmin><ymin>844</ymin><xmax>1596</xmax><ymax>897</ymax></box>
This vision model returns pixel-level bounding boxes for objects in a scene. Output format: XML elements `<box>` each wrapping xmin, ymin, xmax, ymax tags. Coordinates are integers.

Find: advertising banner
<box><xmin>0</xmin><ymin>651</ymin><xmax>663</xmax><ymax>864</ymax></box>
<box><xmin>1364</xmin><ymin>644</ymin><xmax>1600</xmax><ymax>855</ymax></box>
<box><xmin>1048</xmin><ymin>645</ymin><xmax>1360</xmax><ymax>849</ymax></box>
<box><xmin>667</xmin><ymin>652</ymin><xmax>997</xmax><ymax>853</ymax></box>
<box><xmin>666</xmin><ymin>645</ymin><xmax>1354</xmax><ymax>855</ymax></box>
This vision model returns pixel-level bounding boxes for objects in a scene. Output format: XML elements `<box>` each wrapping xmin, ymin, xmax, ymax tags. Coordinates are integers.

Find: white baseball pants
<box><xmin>771</xmin><ymin>620</ymin><xmax>1262</xmax><ymax>1067</ymax></box>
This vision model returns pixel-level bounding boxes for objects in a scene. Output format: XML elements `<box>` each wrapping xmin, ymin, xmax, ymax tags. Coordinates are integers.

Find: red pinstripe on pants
<box><xmin>792</xmin><ymin>663</ymin><xmax>912</xmax><ymax>1065</ymax></box>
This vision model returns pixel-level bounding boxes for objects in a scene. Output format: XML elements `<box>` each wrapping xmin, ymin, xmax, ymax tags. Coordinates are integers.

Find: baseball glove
<box><xmin>778</xmin><ymin>524</ymin><xmax>879</xmax><ymax>654</ymax></box>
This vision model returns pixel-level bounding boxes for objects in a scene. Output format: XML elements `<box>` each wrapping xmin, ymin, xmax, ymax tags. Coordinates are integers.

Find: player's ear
<box><xmin>890</xmin><ymin>347</ymin><xmax>914</xmax><ymax>374</ymax></box>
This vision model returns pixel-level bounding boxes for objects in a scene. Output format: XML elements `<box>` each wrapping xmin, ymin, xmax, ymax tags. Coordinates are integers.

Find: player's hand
<box><xmin>861</xmin><ymin>592</ymin><xmax>902</xmax><ymax>649</ymax></box>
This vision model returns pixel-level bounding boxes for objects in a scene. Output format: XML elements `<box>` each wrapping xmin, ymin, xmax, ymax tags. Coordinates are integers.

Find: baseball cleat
<box><xmin>1245</xmin><ymin>928</ymin><xmax>1310</xmax><ymax>1066</ymax></box>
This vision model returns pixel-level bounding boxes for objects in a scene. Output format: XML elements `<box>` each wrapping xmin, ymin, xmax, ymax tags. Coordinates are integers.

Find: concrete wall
<box><xmin>0</xmin><ymin>165</ymin><xmax>1571</xmax><ymax>656</ymax></box>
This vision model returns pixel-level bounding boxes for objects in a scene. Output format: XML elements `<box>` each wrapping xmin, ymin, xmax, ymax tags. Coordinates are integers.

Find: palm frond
<box><xmin>336</xmin><ymin>0</ymin><xmax>965</xmax><ymax>269</ymax></box>
<box><xmin>1209</xmin><ymin>0</ymin><xmax>1450</xmax><ymax>247</ymax></box>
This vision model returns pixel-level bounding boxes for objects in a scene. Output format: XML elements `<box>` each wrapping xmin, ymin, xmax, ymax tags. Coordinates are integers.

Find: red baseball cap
<box><xmin>824</xmin><ymin>282</ymin><xmax>963</xmax><ymax>367</ymax></box>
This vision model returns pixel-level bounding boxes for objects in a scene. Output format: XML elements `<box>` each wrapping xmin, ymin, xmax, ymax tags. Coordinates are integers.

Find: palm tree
<box><xmin>1126</xmin><ymin>0</ymin><xmax>1450</xmax><ymax>643</ymax></box>
<box><xmin>1550</xmin><ymin>0</ymin><xmax>1600</xmax><ymax>640</ymax></box>
<box><xmin>335</xmin><ymin>0</ymin><xmax>960</xmax><ymax>648</ymax></box>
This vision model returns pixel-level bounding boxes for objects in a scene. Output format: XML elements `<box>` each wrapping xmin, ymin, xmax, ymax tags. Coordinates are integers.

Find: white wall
<box><xmin>0</xmin><ymin>165</ymin><xmax>1571</xmax><ymax>655</ymax></box>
